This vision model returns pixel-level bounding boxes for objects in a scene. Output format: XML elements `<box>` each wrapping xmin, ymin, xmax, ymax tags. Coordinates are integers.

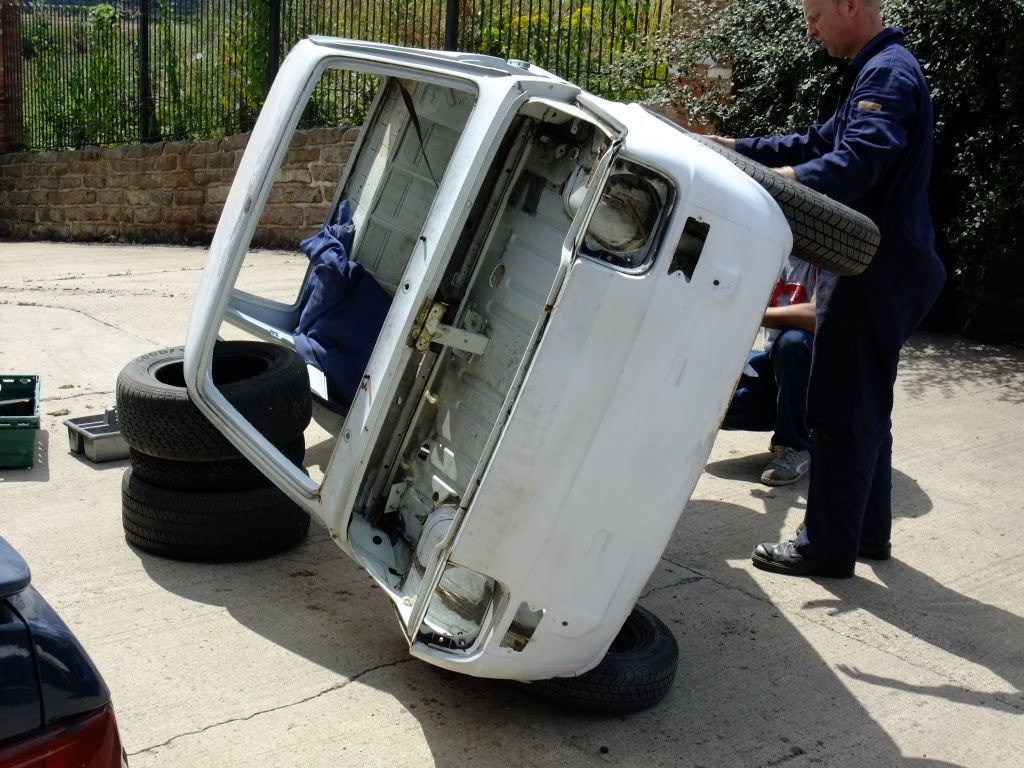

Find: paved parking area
<box><xmin>2</xmin><ymin>241</ymin><xmax>1023</xmax><ymax>767</ymax></box>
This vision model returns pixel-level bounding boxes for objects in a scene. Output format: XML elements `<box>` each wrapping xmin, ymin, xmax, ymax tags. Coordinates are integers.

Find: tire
<box><xmin>685</xmin><ymin>131</ymin><xmax>880</xmax><ymax>277</ymax></box>
<box><xmin>528</xmin><ymin>605</ymin><xmax>679</xmax><ymax>714</ymax></box>
<box><xmin>128</xmin><ymin>436</ymin><xmax>306</xmax><ymax>493</ymax></box>
<box><xmin>121</xmin><ymin>467</ymin><xmax>311</xmax><ymax>562</ymax></box>
<box><xmin>116</xmin><ymin>342</ymin><xmax>312</xmax><ymax>461</ymax></box>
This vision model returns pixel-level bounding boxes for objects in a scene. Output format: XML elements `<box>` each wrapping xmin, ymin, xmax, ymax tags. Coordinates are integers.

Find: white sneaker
<box><xmin>760</xmin><ymin>445</ymin><xmax>811</xmax><ymax>486</ymax></box>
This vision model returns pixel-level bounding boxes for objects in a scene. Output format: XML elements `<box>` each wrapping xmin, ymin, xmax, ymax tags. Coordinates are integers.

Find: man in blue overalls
<box><xmin>712</xmin><ymin>0</ymin><xmax>946</xmax><ymax>577</ymax></box>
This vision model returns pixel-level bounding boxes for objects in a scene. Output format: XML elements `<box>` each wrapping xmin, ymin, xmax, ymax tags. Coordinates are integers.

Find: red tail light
<box><xmin>0</xmin><ymin>703</ymin><xmax>126</xmax><ymax>768</ymax></box>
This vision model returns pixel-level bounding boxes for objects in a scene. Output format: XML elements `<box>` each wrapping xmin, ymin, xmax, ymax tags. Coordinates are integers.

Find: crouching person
<box><xmin>722</xmin><ymin>257</ymin><xmax>821</xmax><ymax>486</ymax></box>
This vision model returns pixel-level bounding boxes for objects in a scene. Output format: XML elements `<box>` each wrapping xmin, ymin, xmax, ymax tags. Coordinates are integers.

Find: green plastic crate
<box><xmin>0</xmin><ymin>375</ymin><xmax>40</xmax><ymax>469</ymax></box>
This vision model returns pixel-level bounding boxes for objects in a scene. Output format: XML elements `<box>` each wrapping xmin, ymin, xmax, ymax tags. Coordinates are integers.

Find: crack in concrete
<box><xmin>1</xmin><ymin>285</ymin><xmax>173</xmax><ymax>299</ymax></box>
<box><xmin>761</xmin><ymin>746</ymin><xmax>808</xmax><ymax>766</ymax></box>
<box><xmin>658</xmin><ymin>555</ymin><xmax>773</xmax><ymax>606</ymax></box>
<box><xmin>127</xmin><ymin>657</ymin><xmax>415</xmax><ymax>756</ymax></box>
<box><xmin>991</xmin><ymin>692</ymin><xmax>1024</xmax><ymax>714</ymax></box>
<box><xmin>0</xmin><ymin>301</ymin><xmax>161</xmax><ymax>346</ymax></box>
<box><xmin>641</xmin><ymin>573</ymin><xmax>705</xmax><ymax>598</ymax></box>
<box><xmin>0</xmin><ymin>265</ymin><xmax>206</xmax><ymax>288</ymax></box>
<box><xmin>41</xmin><ymin>389</ymin><xmax>116</xmax><ymax>403</ymax></box>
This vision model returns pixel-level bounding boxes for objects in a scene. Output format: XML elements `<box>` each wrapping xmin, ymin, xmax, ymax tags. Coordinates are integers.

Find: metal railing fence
<box><xmin>2</xmin><ymin>0</ymin><xmax>677</xmax><ymax>151</ymax></box>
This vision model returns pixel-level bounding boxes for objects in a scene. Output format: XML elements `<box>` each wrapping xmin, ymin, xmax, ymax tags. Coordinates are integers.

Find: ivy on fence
<box><xmin>22</xmin><ymin>3</ymin><xmax>139</xmax><ymax>149</ymax></box>
<box><xmin>10</xmin><ymin>0</ymin><xmax>674</xmax><ymax>151</ymax></box>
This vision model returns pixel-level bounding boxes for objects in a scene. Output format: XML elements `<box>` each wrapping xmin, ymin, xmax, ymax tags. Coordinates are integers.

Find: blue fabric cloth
<box><xmin>722</xmin><ymin>330</ymin><xmax>814</xmax><ymax>452</ymax></box>
<box><xmin>735</xmin><ymin>29</ymin><xmax>947</xmax><ymax>563</ymax></box>
<box><xmin>293</xmin><ymin>201</ymin><xmax>392</xmax><ymax>407</ymax></box>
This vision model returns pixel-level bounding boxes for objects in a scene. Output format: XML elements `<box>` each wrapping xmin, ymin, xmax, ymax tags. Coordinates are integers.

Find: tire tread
<box><xmin>116</xmin><ymin>342</ymin><xmax>312</xmax><ymax>461</ymax></box>
<box><xmin>121</xmin><ymin>468</ymin><xmax>311</xmax><ymax>562</ymax></box>
<box><xmin>128</xmin><ymin>437</ymin><xmax>305</xmax><ymax>492</ymax></box>
<box><xmin>686</xmin><ymin>132</ymin><xmax>879</xmax><ymax>276</ymax></box>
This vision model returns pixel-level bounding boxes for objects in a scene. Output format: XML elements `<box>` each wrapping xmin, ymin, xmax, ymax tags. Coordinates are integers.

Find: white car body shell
<box><xmin>184</xmin><ymin>37</ymin><xmax>792</xmax><ymax>681</ymax></box>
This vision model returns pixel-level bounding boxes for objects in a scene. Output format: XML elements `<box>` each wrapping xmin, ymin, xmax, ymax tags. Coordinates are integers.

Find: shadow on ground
<box><xmin>705</xmin><ymin>453</ymin><xmax>932</xmax><ymax>523</ymax></box>
<box><xmin>900</xmin><ymin>333</ymin><xmax>1024</xmax><ymax>404</ymax></box>
<box><xmin>808</xmin><ymin>561</ymin><xmax>1024</xmax><ymax>715</ymax></box>
<box><xmin>131</xmin><ymin>458</ymin><xmax>976</xmax><ymax>767</ymax></box>
<box><xmin>0</xmin><ymin>430</ymin><xmax>50</xmax><ymax>483</ymax></box>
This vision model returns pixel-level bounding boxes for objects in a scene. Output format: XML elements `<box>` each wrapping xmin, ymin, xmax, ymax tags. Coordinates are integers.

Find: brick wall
<box><xmin>0</xmin><ymin>126</ymin><xmax>359</xmax><ymax>247</ymax></box>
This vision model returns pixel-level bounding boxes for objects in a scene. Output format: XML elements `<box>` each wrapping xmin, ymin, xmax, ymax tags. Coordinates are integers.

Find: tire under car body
<box><xmin>529</xmin><ymin>605</ymin><xmax>679</xmax><ymax>714</ymax></box>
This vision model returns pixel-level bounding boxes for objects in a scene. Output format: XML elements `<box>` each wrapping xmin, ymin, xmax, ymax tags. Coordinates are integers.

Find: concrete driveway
<box><xmin>1</xmin><ymin>241</ymin><xmax>1022</xmax><ymax>767</ymax></box>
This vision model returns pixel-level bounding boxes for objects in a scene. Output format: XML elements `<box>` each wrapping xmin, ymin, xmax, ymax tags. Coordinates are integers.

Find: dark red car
<box><xmin>0</xmin><ymin>536</ymin><xmax>127</xmax><ymax>768</ymax></box>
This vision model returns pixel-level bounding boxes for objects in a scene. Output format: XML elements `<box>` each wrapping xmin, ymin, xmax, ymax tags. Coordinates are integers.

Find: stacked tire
<box><xmin>116</xmin><ymin>342</ymin><xmax>313</xmax><ymax>562</ymax></box>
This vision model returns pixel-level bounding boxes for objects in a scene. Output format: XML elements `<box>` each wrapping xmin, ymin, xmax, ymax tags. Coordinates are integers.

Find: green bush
<box><xmin>663</xmin><ymin>0</ymin><xmax>1024</xmax><ymax>339</ymax></box>
<box><xmin>464</xmin><ymin>0</ymin><xmax>668</xmax><ymax>96</ymax></box>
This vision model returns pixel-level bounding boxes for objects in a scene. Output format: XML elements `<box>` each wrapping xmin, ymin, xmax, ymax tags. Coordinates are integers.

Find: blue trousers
<box><xmin>797</xmin><ymin>261</ymin><xmax>945</xmax><ymax>564</ymax></box>
<box><xmin>722</xmin><ymin>329</ymin><xmax>813</xmax><ymax>452</ymax></box>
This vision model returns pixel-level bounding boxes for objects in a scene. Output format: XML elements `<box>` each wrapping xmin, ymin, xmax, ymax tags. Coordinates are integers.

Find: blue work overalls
<box><xmin>736</xmin><ymin>28</ymin><xmax>947</xmax><ymax>563</ymax></box>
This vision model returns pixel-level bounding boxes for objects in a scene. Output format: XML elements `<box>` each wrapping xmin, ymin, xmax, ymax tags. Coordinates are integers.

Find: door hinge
<box><xmin>414</xmin><ymin>302</ymin><xmax>489</xmax><ymax>356</ymax></box>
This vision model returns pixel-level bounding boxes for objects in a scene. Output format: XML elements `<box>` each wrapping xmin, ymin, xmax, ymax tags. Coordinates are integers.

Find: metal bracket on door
<box><xmin>415</xmin><ymin>302</ymin><xmax>489</xmax><ymax>356</ymax></box>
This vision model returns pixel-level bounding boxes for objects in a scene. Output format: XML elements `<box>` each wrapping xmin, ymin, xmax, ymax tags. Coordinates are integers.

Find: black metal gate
<box><xmin>2</xmin><ymin>0</ymin><xmax>676</xmax><ymax>151</ymax></box>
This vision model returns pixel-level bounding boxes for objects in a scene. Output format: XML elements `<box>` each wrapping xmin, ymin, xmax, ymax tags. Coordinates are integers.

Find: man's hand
<box><xmin>703</xmin><ymin>137</ymin><xmax>799</xmax><ymax>181</ymax></box>
<box><xmin>705</xmin><ymin>135</ymin><xmax>736</xmax><ymax>151</ymax></box>
<box><xmin>774</xmin><ymin>165</ymin><xmax>800</xmax><ymax>181</ymax></box>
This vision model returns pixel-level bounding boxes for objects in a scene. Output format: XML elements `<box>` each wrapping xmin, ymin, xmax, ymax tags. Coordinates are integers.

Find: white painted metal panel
<box><xmin>186</xmin><ymin>36</ymin><xmax>795</xmax><ymax>683</ymax></box>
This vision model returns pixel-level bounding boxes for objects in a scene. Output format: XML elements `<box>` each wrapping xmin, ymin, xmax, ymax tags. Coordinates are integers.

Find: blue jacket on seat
<box><xmin>293</xmin><ymin>201</ymin><xmax>392</xmax><ymax>407</ymax></box>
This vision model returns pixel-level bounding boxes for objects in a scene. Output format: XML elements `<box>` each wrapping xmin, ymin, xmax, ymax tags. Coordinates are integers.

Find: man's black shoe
<box><xmin>794</xmin><ymin>523</ymin><xmax>891</xmax><ymax>561</ymax></box>
<box><xmin>751</xmin><ymin>541</ymin><xmax>854</xmax><ymax>579</ymax></box>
